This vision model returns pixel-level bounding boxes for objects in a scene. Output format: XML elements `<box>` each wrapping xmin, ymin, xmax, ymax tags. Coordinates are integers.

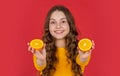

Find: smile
<box><xmin>54</xmin><ymin>30</ymin><xmax>64</xmax><ymax>34</ymax></box>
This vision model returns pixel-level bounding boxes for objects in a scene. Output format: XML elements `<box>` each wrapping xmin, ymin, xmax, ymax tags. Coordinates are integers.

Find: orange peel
<box><xmin>30</xmin><ymin>39</ymin><xmax>43</xmax><ymax>50</ymax></box>
<box><xmin>78</xmin><ymin>38</ymin><xmax>92</xmax><ymax>52</ymax></box>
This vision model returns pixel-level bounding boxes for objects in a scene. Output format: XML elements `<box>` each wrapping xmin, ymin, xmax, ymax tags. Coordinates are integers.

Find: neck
<box><xmin>55</xmin><ymin>39</ymin><xmax>66</xmax><ymax>48</ymax></box>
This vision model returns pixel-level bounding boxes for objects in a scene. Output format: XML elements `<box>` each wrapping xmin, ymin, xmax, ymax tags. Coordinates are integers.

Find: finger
<box><xmin>78</xmin><ymin>49</ymin><xmax>84</xmax><ymax>55</ymax></box>
<box><xmin>91</xmin><ymin>44</ymin><xmax>95</xmax><ymax>50</ymax></box>
<box><xmin>79</xmin><ymin>51</ymin><xmax>91</xmax><ymax>59</ymax></box>
<box><xmin>28</xmin><ymin>46</ymin><xmax>32</xmax><ymax>51</ymax></box>
<box><xmin>31</xmin><ymin>48</ymin><xmax>35</xmax><ymax>54</ymax></box>
<box><xmin>27</xmin><ymin>42</ymin><xmax>30</xmax><ymax>46</ymax></box>
<box><xmin>42</xmin><ymin>44</ymin><xmax>46</xmax><ymax>56</ymax></box>
<box><xmin>77</xmin><ymin>47</ymin><xmax>79</xmax><ymax>50</ymax></box>
<box><xmin>87</xmin><ymin>50</ymin><xmax>92</xmax><ymax>55</ymax></box>
<box><xmin>84</xmin><ymin>50</ymin><xmax>92</xmax><ymax>56</ymax></box>
<box><xmin>91</xmin><ymin>40</ymin><xmax>95</xmax><ymax>50</ymax></box>
<box><xmin>40</xmin><ymin>44</ymin><xmax>45</xmax><ymax>54</ymax></box>
<box><xmin>92</xmin><ymin>45</ymin><xmax>95</xmax><ymax>49</ymax></box>
<box><xmin>92</xmin><ymin>40</ymin><xmax>95</xmax><ymax>46</ymax></box>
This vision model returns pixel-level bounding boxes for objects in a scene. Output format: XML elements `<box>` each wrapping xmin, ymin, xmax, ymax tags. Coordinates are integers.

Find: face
<box><xmin>49</xmin><ymin>10</ymin><xmax>70</xmax><ymax>40</ymax></box>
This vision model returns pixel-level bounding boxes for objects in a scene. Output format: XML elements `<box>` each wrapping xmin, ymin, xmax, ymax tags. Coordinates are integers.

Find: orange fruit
<box><xmin>30</xmin><ymin>39</ymin><xmax>43</xmax><ymax>50</ymax></box>
<box><xmin>78</xmin><ymin>38</ymin><xmax>92</xmax><ymax>52</ymax></box>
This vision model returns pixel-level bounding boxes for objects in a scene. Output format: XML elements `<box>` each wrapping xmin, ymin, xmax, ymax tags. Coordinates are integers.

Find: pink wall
<box><xmin>0</xmin><ymin>0</ymin><xmax>120</xmax><ymax>76</ymax></box>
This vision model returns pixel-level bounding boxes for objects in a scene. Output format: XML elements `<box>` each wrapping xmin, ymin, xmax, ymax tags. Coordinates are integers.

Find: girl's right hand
<box><xmin>28</xmin><ymin>43</ymin><xmax>46</xmax><ymax>66</ymax></box>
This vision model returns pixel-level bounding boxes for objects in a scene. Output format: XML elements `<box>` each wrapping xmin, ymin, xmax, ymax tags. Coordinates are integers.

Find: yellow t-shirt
<box><xmin>33</xmin><ymin>48</ymin><xmax>90</xmax><ymax>76</ymax></box>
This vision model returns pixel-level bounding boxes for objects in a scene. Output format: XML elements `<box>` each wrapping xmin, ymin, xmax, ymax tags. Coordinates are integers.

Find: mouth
<box><xmin>54</xmin><ymin>30</ymin><xmax>64</xmax><ymax>34</ymax></box>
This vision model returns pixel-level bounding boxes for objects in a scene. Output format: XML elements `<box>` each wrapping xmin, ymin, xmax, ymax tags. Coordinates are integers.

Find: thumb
<box><xmin>41</xmin><ymin>43</ymin><xmax>46</xmax><ymax>57</ymax></box>
<box><xmin>34</xmin><ymin>51</ymin><xmax>44</xmax><ymax>59</ymax></box>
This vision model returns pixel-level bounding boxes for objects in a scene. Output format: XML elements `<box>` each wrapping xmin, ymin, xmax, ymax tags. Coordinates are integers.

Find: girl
<box><xmin>28</xmin><ymin>5</ymin><xmax>95</xmax><ymax>76</ymax></box>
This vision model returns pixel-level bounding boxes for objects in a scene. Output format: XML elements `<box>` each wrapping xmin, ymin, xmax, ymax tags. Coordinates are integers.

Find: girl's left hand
<box><xmin>78</xmin><ymin>40</ymin><xmax>95</xmax><ymax>62</ymax></box>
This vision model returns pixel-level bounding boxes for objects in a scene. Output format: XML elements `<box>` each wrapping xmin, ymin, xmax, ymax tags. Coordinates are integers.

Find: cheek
<box><xmin>49</xmin><ymin>26</ymin><xmax>54</xmax><ymax>34</ymax></box>
<box><xmin>64</xmin><ymin>25</ymin><xmax>70</xmax><ymax>32</ymax></box>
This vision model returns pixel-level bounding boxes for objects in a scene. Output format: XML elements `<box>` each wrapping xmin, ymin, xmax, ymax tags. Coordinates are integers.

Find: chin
<box><xmin>51</xmin><ymin>33</ymin><xmax>68</xmax><ymax>40</ymax></box>
<box><xmin>55</xmin><ymin>37</ymin><xmax>64</xmax><ymax>40</ymax></box>
<box><xmin>54</xmin><ymin>36</ymin><xmax>65</xmax><ymax>40</ymax></box>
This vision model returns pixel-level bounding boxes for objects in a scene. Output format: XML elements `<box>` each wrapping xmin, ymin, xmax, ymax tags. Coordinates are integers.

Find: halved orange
<box><xmin>30</xmin><ymin>39</ymin><xmax>43</xmax><ymax>50</ymax></box>
<box><xmin>78</xmin><ymin>38</ymin><xmax>92</xmax><ymax>52</ymax></box>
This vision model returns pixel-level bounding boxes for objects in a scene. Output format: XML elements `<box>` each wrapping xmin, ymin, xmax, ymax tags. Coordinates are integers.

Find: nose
<box><xmin>56</xmin><ymin>23</ymin><xmax>61</xmax><ymax>29</ymax></box>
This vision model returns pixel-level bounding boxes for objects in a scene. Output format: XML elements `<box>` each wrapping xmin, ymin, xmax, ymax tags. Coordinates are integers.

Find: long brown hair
<box><xmin>42</xmin><ymin>5</ymin><xmax>82</xmax><ymax>76</ymax></box>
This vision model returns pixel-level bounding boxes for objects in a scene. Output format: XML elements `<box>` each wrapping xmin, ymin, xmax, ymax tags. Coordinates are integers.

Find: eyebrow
<box><xmin>50</xmin><ymin>18</ymin><xmax>67</xmax><ymax>21</ymax></box>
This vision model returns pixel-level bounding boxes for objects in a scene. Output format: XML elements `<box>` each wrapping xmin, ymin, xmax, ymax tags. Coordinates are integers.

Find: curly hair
<box><xmin>42</xmin><ymin>5</ymin><xmax>82</xmax><ymax>76</ymax></box>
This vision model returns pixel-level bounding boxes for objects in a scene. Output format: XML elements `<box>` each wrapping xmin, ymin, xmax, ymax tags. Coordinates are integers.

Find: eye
<box><xmin>62</xmin><ymin>21</ymin><xmax>66</xmax><ymax>23</ymax></box>
<box><xmin>61</xmin><ymin>20</ymin><xmax>67</xmax><ymax>23</ymax></box>
<box><xmin>50</xmin><ymin>21</ymin><xmax>56</xmax><ymax>25</ymax></box>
